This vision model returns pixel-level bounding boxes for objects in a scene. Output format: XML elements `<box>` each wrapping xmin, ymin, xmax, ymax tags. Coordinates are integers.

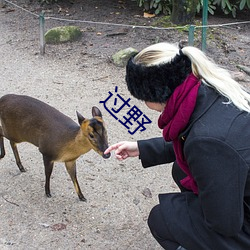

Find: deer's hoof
<box><xmin>79</xmin><ymin>196</ymin><xmax>87</xmax><ymax>202</ymax></box>
<box><xmin>46</xmin><ymin>193</ymin><xmax>52</xmax><ymax>198</ymax></box>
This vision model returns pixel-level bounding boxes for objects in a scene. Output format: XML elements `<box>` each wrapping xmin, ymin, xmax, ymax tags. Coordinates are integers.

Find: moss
<box><xmin>45</xmin><ymin>26</ymin><xmax>82</xmax><ymax>44</ymax></box>
<box><xmin>152</xmin><ymin>16</ymin><xmax>172</xmax><ymax>27</ymax></box>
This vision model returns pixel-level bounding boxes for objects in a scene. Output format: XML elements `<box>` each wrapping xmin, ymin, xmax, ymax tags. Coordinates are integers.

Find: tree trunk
<box><xmin>171</xmin><ymin>0</ymin><xmax>198</xmax><ymax>25</ymax></box>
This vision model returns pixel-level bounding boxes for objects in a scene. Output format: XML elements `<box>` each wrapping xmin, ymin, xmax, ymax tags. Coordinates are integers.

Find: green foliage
<box><xmin>135</xmin><ymin>0</ymin><xmax>250</xmax><ymax>18</ymax></box>
<box><xmin>135</xmin><ymin>0</ymin><xmax>172</xmax><ymax>15</ymax></box>
<box><xmin>213</xmin><ymin>0</ymin><xmax>238</xmax><ymax>17</ymax></box>
<box><xmin>197</xmin><ymin>0</ymin><xmax>216</xmax><ymax>15</ymax></box>
<box><xmin>38</xmin><ymin>0</ymin><xmax>58</xmax><ymax>4</ymax></box>
<box><xmin>205</xmin><ymin>0</ymin><xmax>250</xmax><ymax>18</ymax></box>
<box><xmin>239</xmin><ymin>0</ymin><xmax>250</xmax><ymax>9</ymax></box>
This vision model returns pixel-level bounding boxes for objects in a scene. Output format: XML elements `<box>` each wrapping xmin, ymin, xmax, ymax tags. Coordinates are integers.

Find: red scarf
<box><xmin>158</xmin><ymin>73</ymin><xmax>201</xmax><ymax>194</ymax></box>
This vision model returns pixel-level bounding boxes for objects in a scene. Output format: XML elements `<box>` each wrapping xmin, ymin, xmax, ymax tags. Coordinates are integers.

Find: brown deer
<box><xmin>0</xmin><ymin>94</ymin><xmax>110</xmax><ymax>201</ymax></box>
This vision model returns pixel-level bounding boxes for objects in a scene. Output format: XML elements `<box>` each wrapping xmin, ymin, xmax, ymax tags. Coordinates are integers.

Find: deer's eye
<box><xmin>89</xmin><ymin>133</ymin><xmax>94</xmax><ymax>139</ymax></box>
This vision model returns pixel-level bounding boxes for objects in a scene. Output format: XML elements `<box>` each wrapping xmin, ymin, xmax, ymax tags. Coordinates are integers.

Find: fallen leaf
<box><xmin>143</xmin><ymin>12</ymin><xmax>155</xmax><ymax>18</ymax></box>
<box><xmin>51</xmin><ymin>223</ymin><xmax>67</xmax><ymax>231</ymax></box>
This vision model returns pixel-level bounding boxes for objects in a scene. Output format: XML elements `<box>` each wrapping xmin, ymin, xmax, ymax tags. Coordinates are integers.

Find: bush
<box><xmin>135</xmin><ymin>0</ymin><xmax>172</xmax><ymax>15</ymax></box>
<box><xmin>38</xmin><ymin>0</ymin><xmax>58</xmax><ymax>4</ymax></box>
<box><xmin>135</xmin><ymin>0</ymin><xmax>250</xmax><ymax>18</ymax></box>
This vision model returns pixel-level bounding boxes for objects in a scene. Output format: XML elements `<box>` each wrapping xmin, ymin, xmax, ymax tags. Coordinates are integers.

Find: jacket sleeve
<box><xmin>185</xmin><ymin>136</ymin><xmax>249</xmax><ymax>237</ymax></box>
<box><xmin>137</xmin><ymin>137</ymin><xmax>176</xmax><ymax>168</ymax></box>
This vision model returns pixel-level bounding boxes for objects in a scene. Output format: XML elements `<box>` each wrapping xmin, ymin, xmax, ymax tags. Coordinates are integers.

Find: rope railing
<box><xmin>4</xmin><ymin>0</ymin><xmax>39</xmax><ymax>17</ymax></box>
<box><xmin>3</xmin><ymin>0</ymin><xmax>250</xmax><ymax>55</ymax></box>
<box><xmin>45</xmin><ymin>15</ymin><xmax>190</xmax><ymax>30</ymax></box>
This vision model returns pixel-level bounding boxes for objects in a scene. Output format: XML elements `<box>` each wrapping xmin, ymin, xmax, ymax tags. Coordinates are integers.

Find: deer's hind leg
<box><xmin>0</xmin><ymin>126</ymin><xmax>5</xmax><ymax>159</ymax></box>
<box><xmin>65</xmin><ymin>161</ymin><xmax>86</xmax><ymax>202</ymax></box>
<box><xmin>10</xmin><ymin>141</ymin><xmax>26</xmax><ymax>172</ymax></box>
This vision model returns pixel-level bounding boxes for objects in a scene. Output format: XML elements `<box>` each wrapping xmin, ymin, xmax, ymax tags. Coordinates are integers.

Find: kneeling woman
<box><xmin>105</xmin><ymin>42</ymin><xmax>250</xmax><ymax>250</ymax></box>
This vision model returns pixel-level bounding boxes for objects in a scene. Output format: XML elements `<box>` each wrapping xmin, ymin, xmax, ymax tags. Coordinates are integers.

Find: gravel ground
<box><xmin>0</xmin><ymin>1</ymin><xmax>249</xmax><ymax>249</ymax></box>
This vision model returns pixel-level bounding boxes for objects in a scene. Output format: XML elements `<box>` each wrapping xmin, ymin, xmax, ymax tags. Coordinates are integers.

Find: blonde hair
<box><xmin>134</xmin><ymin>42</ymin><xmax>250</xmax><ymax>113</ymax></box>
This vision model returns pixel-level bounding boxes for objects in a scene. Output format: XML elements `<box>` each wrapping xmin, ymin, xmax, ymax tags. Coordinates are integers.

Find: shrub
<box><xmin>135</xmin><ymin>0</ymin><xmax>250</xmax><ymax>17</ymax></box>
<box><xmin>38</xmin><ymin>0</ymin><xmax>58</xmax><ymax>4</ymax></box>
<box><xmin>135</xmin><ymin>0</ymin><xmax>172</xmax><ymax>15</ymax></box>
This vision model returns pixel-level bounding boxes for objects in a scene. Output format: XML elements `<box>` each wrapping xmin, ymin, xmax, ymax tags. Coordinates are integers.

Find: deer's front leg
<box><xmin>65</xmin><ymin>160</ymin><xmax>86</xmax><ymax>202</ymax></box>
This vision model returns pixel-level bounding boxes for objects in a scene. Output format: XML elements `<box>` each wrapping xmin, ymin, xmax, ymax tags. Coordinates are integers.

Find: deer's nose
<box><xmin>103</xmin><ymin>152</ymin><xmax>111</xmax><ymax>159</ymax></box>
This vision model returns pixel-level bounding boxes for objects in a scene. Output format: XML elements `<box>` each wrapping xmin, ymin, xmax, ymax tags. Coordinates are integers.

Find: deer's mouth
<box><xmin>102</xmin><ymin>152</ymin><xmax>111</xmax><ymax>159</ymax></box>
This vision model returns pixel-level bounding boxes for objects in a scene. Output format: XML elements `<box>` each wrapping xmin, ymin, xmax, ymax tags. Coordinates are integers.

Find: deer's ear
<box><xmin>76</xmin><ymin>111</ymin><xmax>85</xmax><ymax>125</ymax></box>
<box><xmin>92</xmin><ymin>106</ymin><xmax>102</xmax><ymax>118</ymax></box>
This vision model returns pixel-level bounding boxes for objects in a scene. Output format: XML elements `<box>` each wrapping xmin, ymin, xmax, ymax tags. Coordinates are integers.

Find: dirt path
<box><xmin>0</xmin><ymin>3</ymin><xmax>175</xmax><ymax>250</ymax></box>
<box><xmin>0</xmin><ymin>1</ymin><xmax>249</xmax><ymax>249</ymax></box>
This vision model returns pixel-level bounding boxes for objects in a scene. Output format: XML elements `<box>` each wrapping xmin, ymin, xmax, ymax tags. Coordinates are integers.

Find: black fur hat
<box><xmin>125</xmin><ymin>52</ymin><xmax>192</xmax><ymax>103</ymax></box>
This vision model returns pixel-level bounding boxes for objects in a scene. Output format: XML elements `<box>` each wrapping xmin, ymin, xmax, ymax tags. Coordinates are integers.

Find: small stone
<box><xmin>142</xmin><ymin>187</ymin><xmax>152</xmax><ymax>198</ymax></box>
<box><xmin>45</xmin><ymin>26</ymin><xmax>82</xmax><ymax>44</ymax></box>
<box><xmin>133</xmin><ymin>197</ymin><xmax>140</xmax><ymax>205</ymax></box>
<box><xmin>112</xmin><ymin>47</ymin><xmax>138</xmax><ymax>67</ymax></box>
<box><xmin>39</xmin><ymin>223</ymin><xmax>50</xmax><ymax>228</ymax></box>
<box><xmin>231</xmin><ymin>71</ymin><xmax>247</xmax><ymax>82</ymax></box>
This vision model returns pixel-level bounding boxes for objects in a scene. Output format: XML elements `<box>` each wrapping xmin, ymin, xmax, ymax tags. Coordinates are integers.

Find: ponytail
<box><xmin>182</xmin><ymin>46</ymin><xmax>250</xmax><ymax>112</ymax></box>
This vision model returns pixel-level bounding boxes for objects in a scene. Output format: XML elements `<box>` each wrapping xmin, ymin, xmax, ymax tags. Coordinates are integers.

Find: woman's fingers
<box><xmin>104</xmin><ymin>141</ymin><xmax>127</xmax><ymax>155</ymax></box>
<box><xmin>104</xmin><ymin>141</ymin><xmax>138</xmax><ymax>160</ymax></box>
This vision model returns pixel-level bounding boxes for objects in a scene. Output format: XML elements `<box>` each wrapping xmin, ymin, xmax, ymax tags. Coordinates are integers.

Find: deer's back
<box><xmin>0</xmin><ymin>94</ymin><xmax>79</xmax><ymax>147</ymax></box>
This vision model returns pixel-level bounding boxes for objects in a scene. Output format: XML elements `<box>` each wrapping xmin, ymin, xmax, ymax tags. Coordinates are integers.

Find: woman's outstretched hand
<box><xmin>104</xmin><ymin>141</ymin><xmax>139</xmax><ymax>160</ymax></box>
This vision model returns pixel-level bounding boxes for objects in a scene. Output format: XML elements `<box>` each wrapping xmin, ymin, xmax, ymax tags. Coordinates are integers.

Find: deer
<box><xmin>0</xmin><ymin>94</ymin><xmax>110</xmax><ymax>201</ymax></box>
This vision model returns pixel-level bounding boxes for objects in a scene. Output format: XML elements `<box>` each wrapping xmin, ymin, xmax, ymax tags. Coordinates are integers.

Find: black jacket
<box><xmin>138</xmin><ymin>84</ymin><xmax>250</xmax><ymax>249</ymax></box>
